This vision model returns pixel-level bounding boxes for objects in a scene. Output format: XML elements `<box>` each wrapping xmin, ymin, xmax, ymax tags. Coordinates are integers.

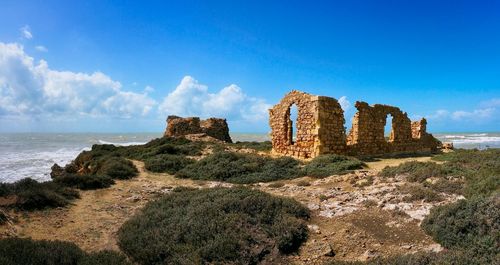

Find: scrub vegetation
<box><xmin>118</xmin><ymin>187</ymin><xmax>310</xmax><ymax>264</ymax></box>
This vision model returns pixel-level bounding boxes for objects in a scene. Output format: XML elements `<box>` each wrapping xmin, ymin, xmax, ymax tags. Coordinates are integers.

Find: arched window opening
<box><xmin>286</xmin><ymin>104</ymin><xmax>299</xmax><ymax>145</ymax></box>
<box><xmin>290</xmin><ymin>104</ymin><xmax>298</xmax><ymax>142</ymax></box>
<box><xmin>384</xmin><ymin>114</ymin><xmax>393</xmax><ymax>142</ymax></box>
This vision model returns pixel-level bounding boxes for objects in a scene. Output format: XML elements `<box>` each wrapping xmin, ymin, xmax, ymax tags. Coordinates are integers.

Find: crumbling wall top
<box><xmin>164</xmin><ymin>115</ymin><xmax>232</xmax><ymax>143</ymax></box>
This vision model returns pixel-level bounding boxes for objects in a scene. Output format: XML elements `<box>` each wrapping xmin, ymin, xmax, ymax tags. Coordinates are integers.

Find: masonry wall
<box><xmin>164</xmin><ymin>115</ymin><xmax>232</xmax><ymax>143</ymax></box>
<box><xmin>268</xmin><ymin>91</ymin><xmax>320</xmax><ymax>158</ymax></box>
<box><xmin>270</xmin><ymin>91</ymin><xmax>441</xmax><ymax>158</ymax></box>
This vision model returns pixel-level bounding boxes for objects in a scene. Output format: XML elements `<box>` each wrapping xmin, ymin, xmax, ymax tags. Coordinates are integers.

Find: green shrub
<box><xmin>0</xmin><ymin>210</ymin><xmax>7</xmax><ymax>224</ymax></box>
<box><xmin>53</xmin><ymin>174</ymin><xmax>114</xmax><ymax>190</ymax></box>
<box><xmin>176</xmin><ymin>151</ymin><xmax>301</xmax><ymax>184</ymax></box>
<box><xmin>326</xmin><ymin>250</ymin><xmax>486</xmax><ymax>265</ymax></box>
<box><xmin>118</xmin><ymin>137</ymin><xmax>205</xmax><ymax>159</ymax></box>
<box><xmin>399</xmin><ymin>184</ymin><xmax>443</xmax><ymax>202</ymax></box>
<box><xmin>424</xmin><ymin>178</ymin><xmax>464</xmax><ymax>195</ymax></box>
<box><xmin>433</xmin><ymin>149</ymin><xmax>500</xmax><ymax>198</ymax></box>
<box><xmin>118</xmin><ymin>187</ymin><xmax>309</xmax><ymax>264</ymax></box>
<box><xmin>379</xmin><ymin>161</ymin><xmax>445</xmax><ymax>182</ymax></box>
<box><xmin>378</xmin><ymin>149</ymin><xmax>500</xmax><ymax>198</ymax></box>
<box><xmin>268</xmin><ymin>182</ymin><xmax>285</xmax><ymax>188</ymax></box>
<box><xmin>0</xmin><ymin>178</ymin><xmax>80</xmax><ymax>210</ymax></box>
<box><xmin>296</xmin><ymin>180</ymin><xmax>311</xmax><ymax>186</ymax></box>
<box><xmin>96</xmin><ymin>157</ymin><xmax>138</xmax><ymax>180</ymax></box>
<box><xmin>79</xmin><ymin>250</ymin><xmax>132</xmax><ymax>265</ymax></box>
<box><xmin>0</xmin><ymin>237</ymin><xmax>131</xmax><ymax>265</ymax></box>
<box><xmin>422</xmin><ymin>194</ymin><xmax>499</xmax><ymax>262</ymax></box>
<box><xmin>301</xmin><ymin>155</ymin><xmax>364</xmax><ymax>178</ymax></box>
<box><xmin>229</xmin><ymin>141</ymin><xmax>272</xmax><ymax>152</ymax></box>
<box><xmin>144</xmin><ymin>154</ymin><xmax>194</xmax><ymax>174</ymax></box>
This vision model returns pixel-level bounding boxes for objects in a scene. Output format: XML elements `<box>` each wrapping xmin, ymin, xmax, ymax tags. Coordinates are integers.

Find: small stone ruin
<box><xmin>269</xmin><ymin>90</ymin><xmax>441</xmax><ymax>158</ymax></box>
<box><xmin>164</xmin><ymin>115</ymin><xmax>232</xmax><ymax>143</ymax></box>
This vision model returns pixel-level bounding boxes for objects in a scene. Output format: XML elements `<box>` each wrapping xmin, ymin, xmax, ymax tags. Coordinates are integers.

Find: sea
<box><xmin>1</xmin><ymin>132</ymin><xmax>499</xmax><ymax>183</ymax></box>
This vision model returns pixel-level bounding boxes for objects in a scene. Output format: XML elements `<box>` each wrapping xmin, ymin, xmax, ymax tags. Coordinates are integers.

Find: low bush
<box><xmin>229</xmin><ymin>141</ymin><xmax>272</xmax><ymax>152</ymax></box>
<box><xmin>296</xmin><ymin>180</ymin><xmax>311</xmax><ymax>186</ymax></box>
<box><xmin>326</xmin><ymin>250</ymin><xmax>486</xmax><ymax>265</ymax></box>
<box><xmin>0</xmin><ymin>237</ymin><xmax>131</xmax><ymax>265</ymax></box>
<box><xmin>399</xmin><ymin>183</ymin><xmax>443</xmax><ymax>202</ymax></box>
<box><xmin>422</xmin><ymin>194</ymin><xmax>499</xmax><ymax>263</ymax></box>
<box><xmin>434</xmin><ymin>149</ymin><xmax>500</xmax><ymax>198</ymax></box>
<box><xmin>118</xmin><ymin>137</ymin><xmax>205</xmax><ymax>160</ymax></box>
<box><xmin>379</xmin><ymin>161</ymin><xmax>445</xmax><ymax>182</ymax></box>
<box><xmin>176</xmin><ymin>151</ymin><xmax>301</xmax><ymax>184</ymax></box>
<box><xmin>53</xmin><ymin>174</ymin><xmax>114</xmax><ymax>190</ymax></box>
<box><xmin>0</xmin><ymin>210</ymin><xmax>8</xmax><ymax>224</ymax></box>
<box><xmin>0</xmin><ymin>178</ymin><xmax>79</xmax><ymax>210</ymax></box>
<box><xmin>424</xmin><ymin>178</ymin><xmax>464</xmax><ymax>195</ymax></box>
<box><xmin>96</xmin><ymin>157</ymin><xmax>138</xmax><ymax>180</ymax></box>
<box><xmin>118</xmin><ymin>187</ymin><xmax>310</xmax><ymax>264</ymax></box>
<box><xmin>79</xmin><ymin>250</ymin><xmax>132</xmax><ymax>265</ymax></box>
<box><xmin>144</xmin><ymin>154</ymin><xmax>194</xmax><ymax>174</ymax></box>
<box><xmin>380</xmin><ymin>149</ymin><xmax>499</xmax><ymax>198</ymax></box>
<box><xmin>268</xmin><ymin>182</ymin><xmax>285</xmax><ymax>188</ymax></box>
<box><xmin>300</xmin><ymin>155</ymin><xmax>364</xmax><ymax>178</ymax></box>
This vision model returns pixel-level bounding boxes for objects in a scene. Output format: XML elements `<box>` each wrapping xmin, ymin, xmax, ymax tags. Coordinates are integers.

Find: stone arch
<box><xmin>269</xmin><ymin>90</ymin><xmax>345</xmax><ymax>158</ymax></box>
<box><xmin>386</xmin><ymin>108</ymin><xmax>412</xmax><ymax>143</ymax></box>
<box><xmin>270</xmin><ymin>90</ymin><xmax>440</xmax><ymax>157</ymax></box>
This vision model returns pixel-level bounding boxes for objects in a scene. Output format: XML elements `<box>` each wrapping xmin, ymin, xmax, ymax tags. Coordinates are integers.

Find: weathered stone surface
<box><xmin>269</xmin><ymin>91</ymin><xmax>441</xmax><ymax>158</ymax></box>
<box><xmin>164</xmin><ymin>115</ymin><xmax>232</xmax><ymax>143</ymax></box>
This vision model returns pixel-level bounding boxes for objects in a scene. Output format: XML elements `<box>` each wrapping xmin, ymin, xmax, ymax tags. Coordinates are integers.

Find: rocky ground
<box><xmin>0</xmin><ymin>156</ymin><xmax>461</xmax><ymax>264</ymax></box>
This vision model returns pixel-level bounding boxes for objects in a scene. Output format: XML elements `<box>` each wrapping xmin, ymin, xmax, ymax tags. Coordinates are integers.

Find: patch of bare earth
<box><xmin>0</xmin><ymin>155</ymin><xmax>459</xmax><ymax>264</ymax></box>
<box><xmin>0</xmin><ymin>161</ymin><xmax>229</xmax><ymax>252</ymax></box>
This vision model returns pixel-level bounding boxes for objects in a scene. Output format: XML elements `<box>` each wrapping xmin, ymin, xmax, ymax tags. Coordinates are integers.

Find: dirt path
<box><xmin>0</xmin><ymin>161</ymin><xmax>209</xmax><ymax>252</ymax></box>
<box><xmin>1</xmin><ymin>156</ymin><xmax>454</xmax><ymax>264</ymax></box>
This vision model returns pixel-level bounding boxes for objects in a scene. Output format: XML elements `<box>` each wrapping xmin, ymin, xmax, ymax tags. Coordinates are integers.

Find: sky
<box><xmin>0</xmin><ymin>0</ymin><xmax>499</xmax><ymax>133</ymax></box>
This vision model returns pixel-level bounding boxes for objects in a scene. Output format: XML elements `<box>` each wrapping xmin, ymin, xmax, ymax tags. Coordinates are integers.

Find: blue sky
<box><xmin>0</xmin><ymin>0</ymin><xmax>499</xmax><ymax>133</ymax></box>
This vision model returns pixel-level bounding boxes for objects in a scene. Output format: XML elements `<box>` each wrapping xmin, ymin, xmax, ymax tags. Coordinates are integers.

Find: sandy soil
<box><xmin>0</xmin><ymin>156</ymin><xmax>457</xmax><ymax>264</ymax></box>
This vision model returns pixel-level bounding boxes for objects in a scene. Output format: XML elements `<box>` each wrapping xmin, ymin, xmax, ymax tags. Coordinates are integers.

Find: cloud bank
<box><xmin>423</xmin><ymin>98</ymin><xmax>499</xmax><ymax>125</ymax></box>
<box><xmin>158</xmin><ymin>76</ymin><xmax>270</xmax><ymax>123</ymax></box>
<box><xmin>0</xmin><ymin>42</ymin><xmax>271</xmax><ymax>131</ymax></box>
<box><xmin>0</xmin><ymin>42</ymin><xmax>156</xmax><ymax>118</ymax></box>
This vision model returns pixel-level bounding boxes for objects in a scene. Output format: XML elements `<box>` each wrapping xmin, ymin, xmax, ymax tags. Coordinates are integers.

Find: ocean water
<box><xmin>0</xmin><ymin>132</ymin><xmax>499</xmax><ymax>183</ymax></box>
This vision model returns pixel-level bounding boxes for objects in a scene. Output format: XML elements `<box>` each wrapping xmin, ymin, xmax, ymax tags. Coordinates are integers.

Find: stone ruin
<box><xmin>269</xmin><ymin>90</ymin><xmax>441</xmax><ymax>158</ymax></box>
<box><xmin>164</xmin><ymin>115</ymin><xmax>232</xmax><ymax>143</ymax></box>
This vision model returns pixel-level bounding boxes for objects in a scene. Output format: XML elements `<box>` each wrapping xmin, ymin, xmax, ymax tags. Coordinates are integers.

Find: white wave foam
<box><xmin>468</xmin><ymin>133</ymin><xmax>488</xmax><ymax>137</ymax></box>
<box><xmin>0</xmin><ymin>147</ymin><xmax>89</xmax><ymax>183</ymax></box>
<box><xmin>98</xmin><ymin>140</ymin><xmax>147</xmax><ymax>146</ymax></box>
<box><xmin>443</xmin><ymin>135</ymin><xmax>466</xmax><ymax>139</ymax></box>
<box><xmin>449</xmin><ymin>136</ymin><xmax>500</xmax><ymax>144</ymax></box>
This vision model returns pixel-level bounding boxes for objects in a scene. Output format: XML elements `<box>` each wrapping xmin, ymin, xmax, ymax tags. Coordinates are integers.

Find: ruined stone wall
<box><xmin>411</xmin><ymin>119</ymin><xmax>427</xmax><ymax>139</ymax></box>
<box><xmin>164</xmin><ymin>115</ymin><xmax>232</xmax><ymax>143</ymax></box>
<box><xmin>269</xmin><ymin>91</ymin><xmax>346</xmax><ymax>158</ymax></box>
<box><xmin>200</xmin><ymin>118</ymin><xmax>233</xmax><ymax>143</ymax></box>
<box><xmin>345</xmin><ymin>102</ymin><xmax>421</xmax><ymax>155</ymax></box>
<box><xmin>270</xmin><ymin>91</ymin><xmax>441</xmax><ymax>158</ymax></box>
<box><xmin>268</xmin><ymin>91</ymin><xmax>319</xmax><ymax>158</ymax></box>
<box><xmin>315</xmin><ymin>96</ymin><xmax>347</xmax><ymax>155</ymax></box>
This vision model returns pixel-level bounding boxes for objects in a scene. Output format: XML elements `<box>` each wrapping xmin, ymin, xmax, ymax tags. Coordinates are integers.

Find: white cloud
<box><xmin>20</xmin><ymin>25</ymin><xmax>33</xmax><ymax>39</ymax></box>
<box><xmin>35</xmin><ymin>45</ymin><xmax>48</xmax><ymax>52</ymax></box>
<box><xmin>480</xmin><ymin>98</ymin><xmax>500</xmax><ymax>108</ymax></box>
<box><xmin>144</xmin><ymin>85</ymin><xmax>154</xmax><ymax>94</ymax></box>
<box><xmin>427</xmin><ymin>109</ymin><xmax>449</xmax><ymax>120</ymax></box>
<box><xmin>338</xmin><ymin>96</ymin><xmax>350</xmax><ymax>111</ymax></box>
<box><xmin>451</xmin><ymin>108</ymin><xmax>494</xmax><ymax>120</ymax></box>
<box><xmin>159</xmin><ymin>76</ymin><xmax>270</xmax><ymax>123</ymax></box>
<box><xmin>425</xmin><ymin>104</ymin><xmax>497</xmax><ymax>122</ymax></box>
<box><xmin>0</xmin><ymin>42</ymin><xmax>156</xmax><ymax>118</ymax></box>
